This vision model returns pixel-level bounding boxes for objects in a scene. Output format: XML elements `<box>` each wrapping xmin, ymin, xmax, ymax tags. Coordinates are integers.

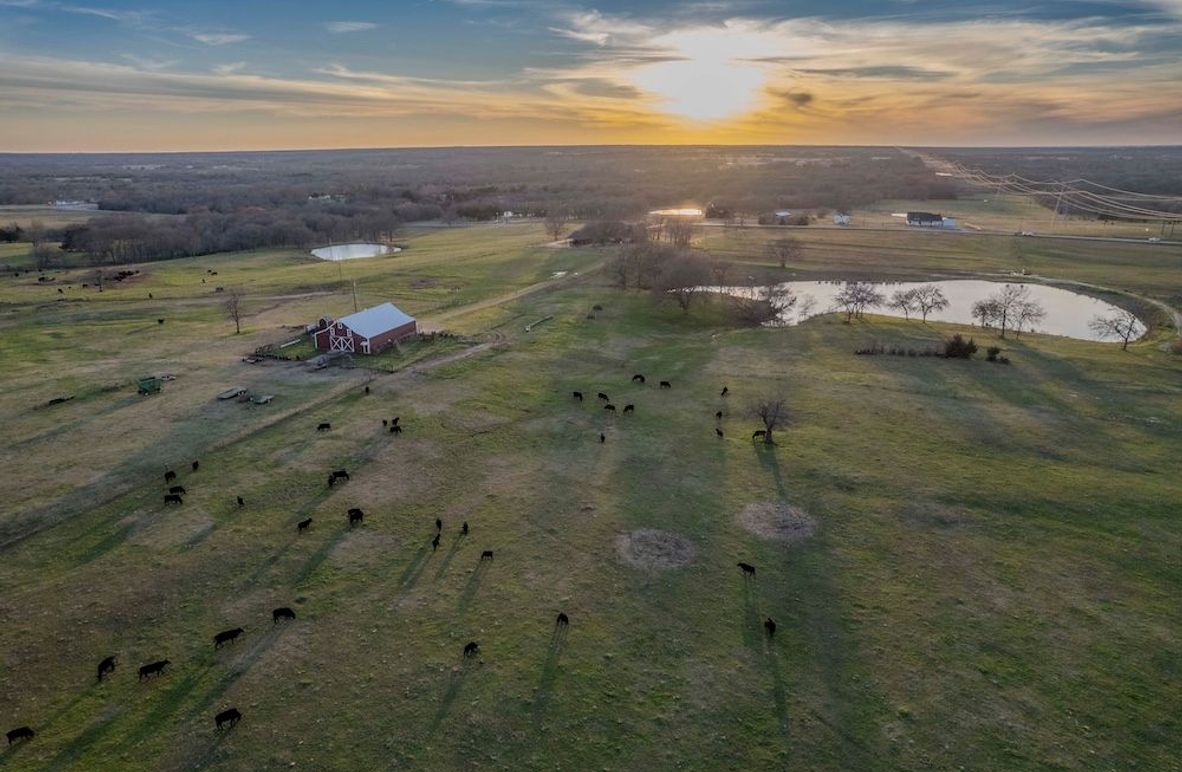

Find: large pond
<box><xmin>311</xmin><ymin>243</ymin><xmax>401</xmax><ymax>261</ymax></box>
<box><xmin>712</xmin><ymin>280</ymin><xmax>1144</xmax><ymax>342</ymax></box>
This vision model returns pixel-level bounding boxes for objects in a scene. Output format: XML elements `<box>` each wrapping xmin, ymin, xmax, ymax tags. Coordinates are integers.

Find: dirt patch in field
<box><xmin>616</xmin><ymin>529</ymin><xmax>695</xmax><ymax>571</ymax></box>
<box><xmin>738</xmin><ymin>502</ymin><xmax>817</xmax><ymax>544</ymax></box>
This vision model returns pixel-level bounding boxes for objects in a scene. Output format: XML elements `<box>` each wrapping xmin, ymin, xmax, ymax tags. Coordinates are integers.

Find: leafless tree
<box><xmin>654</xmin><ymin>253</ymin><xmax>712</xmax><ymax>313</ymax></box>
<box><xmin>911</xmin><ymin>285</ymin><xmax>950</xmax><ymax>322</ymax></box>
<box><xmin>889</xmin><ymin>288</ymin><xmax>918</xmax><ymax>320</ymax></box>
<box><xmin>708</xmin><ymin>258</ymin><xmax>731</xmax><ymax>287</ymax></box>
<box><xmin>544</xmin><ymin>210</ymin><xmax>569</xmax><ymax>241</ymax></box>
<box><xmin>972</xmin><ymin>298</ymin><xmax>1002</xmax><ymax>329</ymax></box>
<box><xmin>1012</xmin><ymin>300</ymin><xmax>1046</xmax><ymax>338</ymax></box>
<box><xmin>751</xmin><ymin>395</ymin><xmax>788</xmax><ymax>445</ymax></box>
<box><xmin>1088</xmin><ymin>308</ymin><xmax>1142</xmax><ymax>350</ymax></box>
<box><xmin>28</xmin><ymin>220</ymin><xmax>54</xmax><ymax>270</ymax></box>
<box><xmin>733</xmin><ymin>283</ymin><xmax>796</xmax><ymax>325</ymax></box>
<box><xmin>664</xmin><ymin>219</ymin><xmax>696</xmax><ymax>247</ymax></box>
<box><xmin>975</xmin><ymin>284</ymin><xmax>1044</xmax><ymax>338</ymax></box>
<box><xmin>832</xmin><ymin>281</ymin><xmax>885</xmax><ymax>322</ymax></box>
<box><xmin>765</xmin><ymin>237</ymin><xmax>802</xmax><ymax>269</ymax></box>
<box><xmin>224</xmin><ymin>288</ymin><xmax>244</xmax><ymax>334</ymax></box>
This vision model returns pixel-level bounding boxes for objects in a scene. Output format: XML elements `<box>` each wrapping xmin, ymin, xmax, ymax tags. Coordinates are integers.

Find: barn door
<box><xmin>329</xmin><ymin>331</ymin><xmax>355</xmax><ymax>353</ymax></box>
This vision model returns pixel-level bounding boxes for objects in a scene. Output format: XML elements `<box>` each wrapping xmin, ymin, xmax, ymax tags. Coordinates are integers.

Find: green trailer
<box><xmin>137</xmin><ymin>376</ymin><xmax>162</xmax><ymax>395</ymax></box>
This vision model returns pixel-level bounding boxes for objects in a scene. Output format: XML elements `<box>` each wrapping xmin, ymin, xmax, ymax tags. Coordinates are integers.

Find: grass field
<box><xmin>0</xmin><ymin>222</ymin><xmax>1179</xmax><ymax>771</ymax></box>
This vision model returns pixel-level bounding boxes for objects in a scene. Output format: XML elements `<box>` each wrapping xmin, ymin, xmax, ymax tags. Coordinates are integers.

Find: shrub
<box><xmin>986</xmin><ymin>346</ymin><xmax>1001</xmax><ymax>362</ymax></box>
<box><xmin>943</xmin><ymin>334</ymin><xmax>978</xmax><ymax>359</ymax></box>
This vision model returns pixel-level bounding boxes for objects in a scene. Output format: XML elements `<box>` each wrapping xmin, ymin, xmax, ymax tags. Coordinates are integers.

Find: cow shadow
<box><xmin>429</xmin><ymin>666</ymin><xmax>470</xmax><ymax>732</ymax></box>
<box><xmin>433</xmin><ymin>532</ymin><xmax>467</xmax><ymax>581</ymax></box>
<box><xmin>764</xmin><ymin>639</ymin><xmax>791</xmax><ymax>741</ymax></box>
<box><xmin>457</xmin><ymin>562</ymin><xmax>488</xmax><ymax>613</ymax></box>
<box><xmin>740</xmin><ymin>578</ymin><xmax>762</xmax><ymax>650</ymax></box>
<box><xmin>754</xmin><ymin>442</ymin><xmax>788</xmax><ymax>500</ymax></box>
<box><xmin>398</xmin><ymin>536</ymin><xmax>437</xmax><ymax>591</ymax></box>
<box><xmin>532</xmin><ymin>626</ymin><xmax>567</xmax><ymax>724</ymax></box>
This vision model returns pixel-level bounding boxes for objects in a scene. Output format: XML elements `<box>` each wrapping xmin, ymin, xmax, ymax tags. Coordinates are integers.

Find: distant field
<box><xmin>0</xmin><ymin>222</ymin><xmax>1179</xmax><ymax>770</ymax></box>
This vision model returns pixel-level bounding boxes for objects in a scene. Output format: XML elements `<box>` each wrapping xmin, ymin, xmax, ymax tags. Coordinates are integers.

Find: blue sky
<box><xmin>1</xmin><ymin>0</ymin><xmax>1180</xmax><ymax>150</ymax></box>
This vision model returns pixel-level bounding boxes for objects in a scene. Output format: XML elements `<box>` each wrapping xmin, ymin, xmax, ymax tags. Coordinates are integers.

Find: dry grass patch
<box><xmin>615</xmin><ymin>529</ymin><xmax>695</xmax><ymax>571</ymax></box>
<box><xmin>738</xmin><ymin>502</ymin><xmax>818</xmax><ymax>544</ymax></box>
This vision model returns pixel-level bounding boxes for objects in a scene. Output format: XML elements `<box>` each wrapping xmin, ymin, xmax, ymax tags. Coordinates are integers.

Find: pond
<box><xmin>311</xmin><ymin>243</ymin><xmax>402</xmax><ymax>261</ymax></box>
<box><xmin>712</xmin><ymin>279</ymin><xmax>1144</xmax><ymax>342</ymax></box>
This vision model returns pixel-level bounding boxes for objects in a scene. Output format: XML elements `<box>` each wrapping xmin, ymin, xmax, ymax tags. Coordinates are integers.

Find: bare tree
<box><xmin>832</xmin><ymin>281</ymin><xmax>885</xmax><ymax>322</ymax></box>
<box><xmin>653</xmin><ymin>253</ymin><xmax>712</xmax><ymax>313</ymax></box>
<box><xmin>664</xmin><ymin>219</ymin><xmax>696</xmax><ymax>247</ymax></box>
<box><xmin>975</xmin><ymin>284</ymin><xmax>1043</xmax><ymax>338</ymax></box>
<box><xmin>889</xmin><ymin>288</ymin><xmax>918</xmax><ymax>319</ymax></box>
<box><xmin>708</xmin><ymin>258</ymin><xmax>731</xmax><ymax>287</ymax></box>
<box><xmin>972</xmin><ymin>298</ymin><xmax>1001</xmax><ymax>329</ymax></box>
<box><xmin>911</xmin><ymin>285</ymin><xmax>950</xmax><ymax>322</ymax></box>
<box><xmin>751</xmin><ymin>396</ymin><xmax>788</xmax><ymax>445</ymax></box>
<box><xmin>544</xmin><ymin>210</ymin><xmax>569</xmax><ymax>242</ymax></box>
<box><xmin>28</xmin><ymin>220</ymin><xmax>54</xmax><ymax>271</ymax></box>
<box><xmin>224</xmin><ymin>288</ymin><xmax>244</xmax><ymax>334</ymax></box>
<box><xmin>733</xmin><ymin>283</ymin><xmax>796</xmax><ymax>325</ymax></box>
<box><xmin>1012</xmin><ymin>300</ymin><xmax>1046</xmax><ymax>338</ymax></box>
<box><xmin>1088</xmin><ymin>308</ymin><xmax>1142</xmax><ymax>350</ymax></box>
<box><xmin>765</xmin><ymin>237</ymin><xmax>802</xmax><ymax>269</ymax></box>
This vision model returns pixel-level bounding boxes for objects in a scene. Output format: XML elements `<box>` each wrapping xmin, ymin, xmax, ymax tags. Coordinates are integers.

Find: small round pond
<box><xmin>311</xmin><ymin>243</ymin><xmax>401</xmax><ymax>261</ymax></box>
<box><xmin>712</xmin><ymin>280</ymin><xmax>1144</xmax><ymax>342</ymax></box>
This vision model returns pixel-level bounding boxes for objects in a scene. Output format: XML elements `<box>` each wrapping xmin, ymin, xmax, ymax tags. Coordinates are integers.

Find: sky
<box><xmin>1</xmin><ymin>0</ymin><xmax>1180</xmax><ymax>151</ymax></box>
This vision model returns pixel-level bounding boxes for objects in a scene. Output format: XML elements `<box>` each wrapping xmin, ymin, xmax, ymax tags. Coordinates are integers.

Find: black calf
<box><xmin>751</xmin><ymin>430</ymin><xmax>766</xmax><ymax>440</ymax></box>
<box><xmin>480</xmin><ymin>550</ymin><xmax>494</xmax><ymax>561</ymax></box>
<box><xmin>720</xmin><ymin>386</ymin><xmax>729</xmax><ymax>397</ymax></box>
<box><xmin>272</xmin><ymin>607</ymin><xmax>296</xmax><ymax>624</ymax></box>
<box><xmin>463</xmin><ymin>641</ymin><xmax>480</xmax><ymax>657</ymax></box>
<box><xmin>138</xmin><ymin>659</ymin><xmax>171</xmax><ymax>680</ymax></box>
<box><xmin>6</xmin><ymin>727</ymin><xmax>34</xmax><ymax>745</ymax></box>
<box><xmin>348</xmin><ymin>508</ymin><xmax>364</xmax><ymax>527</ymax></box>
<box><xmin>737</xmin><ymin>562</ymin><xmax>756</xmax><ymax>577</ymax></box>
<box><xmin>604</xmin><ymin>404</ymin><xmax>616</xmax><ymax>412</ymax></box>
<box><xmin>715</xmin><ymin>411</ymin><xmax>723</xmax><ymax>420</ymax></box>
<box><xmin>764</xmin><ymin>617</ymin><xmax>777</xmax><ymax>637</ymax></box>
<box><xmin>163</xmin><ymin>494</ymin><xmax>183</xmax><ymax>505</ymax></box>
<box><xmin>715</xmin><ymin>428</ymin><xmax>724</xmax><ymax>438</ymax></box>
<box><xmin>215</xmin><ymin>708</ymin><xmax>242</xmax><ymax>731</ymax></box>
<box><xmin>555</xmin><ymin>612</ymin><xmax>569</xmax><ymax>628</ymax></box>
<box><xmin>599</xmin><ymin>433</ymin><xmax>605</xmax><ymax>443</ymax></box>
<box><xmin>164</xmin><ymin>470</ymin><xmax>177</xmax><ymax>483</ymax></box>
<box><xmin>168</xmin><ymin>485</ymin><xmax>186</xmax><ymax>495</ymax></box>
<box><xmin>236</xmin><ymin>496</ymin><xmax>245</xmax><ymax>507</ymax></box>
<box><xmin>597</xmin><ymin>392</ymin><xmax>609</xmax><ymax>401</ymax></box>
<box><xmin>659</xmin><ymin>381</ymin><xmax>671</xmax><ymax>389</ymax></box>
<box><xmin>632</xmin><ymin>374</ymin><xmax>645</xmax><ymax>383</ymax></box>
<box><xmin>297</xmin><ymin>517</ymin><xmax>313</xmax><ymax>533</ymax></box>
<box><xmin>623</xmin><ymin>404</ymin><xmax>634</xmax><ymax>414</ymax></box>
<box><xmin>97</xmin><ymin>655</ymin><xmax>117</xmax><ymax>682</ymax></box>
<box><xmin>317</xmin><ymin>422</ymin><xmax>332</xmax><ymax>432</ymax></box>
<box><xmin>390</xmin><ymin>424</ymin><xmax>402</xmax><ymax>434</ymax></box>
<box><xmin>461</xmin><ymin>521</ymin><xmax>469</xmax><ymax>535</ymax></box>
<box><xmin>213</xmin><ymin>628</ymin><xmax>244</xmax><ymax>649</ymax></box>
<box><xmin>191</xmin><ymin>460</ymin><xmax>199</xmax><ymax>472</ymax></box>
<box><xmin>382</xmin><ymin>419</ymin><xmax>388</xmax><ymax>427</ymax></box>
<box><xmin>572</xmin><ymin>391</ymin><xmax>583</xmax><ymax>401</ymax></box>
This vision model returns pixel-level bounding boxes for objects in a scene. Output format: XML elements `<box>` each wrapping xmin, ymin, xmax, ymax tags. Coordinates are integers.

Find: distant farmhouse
<box><xmin>774</xmin><ymin>209</ymin><xmax>793</xmax><ymax>224</ymax></box>
<box><xmin>833</xmin><ymin>213</ymin><xmax>852</xmax><ymax>225</ymax></box>
<box><xmin>906</xmin><ymin>211</ymin><xmax>957</xmax><ymax>229</ymax></box>
<box><xmin>311</xmin><ymin>302</ymin><xmax>417</xmax><ymax>355</ymax></box>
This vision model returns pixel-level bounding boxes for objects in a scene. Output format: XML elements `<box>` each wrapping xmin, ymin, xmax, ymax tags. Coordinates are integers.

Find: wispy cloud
<box><xmin>189</xmin><ymin>31</ymin><xmax>250</xmax><ymax>45</ymax></box>
<box><xmin>325</xmin><ymin>20</ymin><xmax>377</xmax><ymax>33</ymax></box>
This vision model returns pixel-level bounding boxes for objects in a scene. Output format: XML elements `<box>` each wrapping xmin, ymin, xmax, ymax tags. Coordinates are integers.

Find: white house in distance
<box><xmin>311</xmin><ymin>302</ymin><xmax>417</xmax><ymax>355</ymax></box>
<box><xmin>833</xmin><ymin>213</ymin><xmax>852</xmax><ymax>225</ymax></box>
<box><xmin>906</xmin><ymin>211</ymin><xmax>958</xmax><ymax>229</ymax></box>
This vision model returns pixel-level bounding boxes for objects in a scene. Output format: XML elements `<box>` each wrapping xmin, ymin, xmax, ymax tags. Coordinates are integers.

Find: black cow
<box><xmin>333</xmin><ymin>470</ymin><xmax>350</xmax><ymax>481</ymax></box>
<box><xmin>382</xmin><ymin>419</ymin><xmax>388</xmax><ymax>427</ymax></box>
<box><xmin>215</xmin><ymin>708</ymin><xmax>242</xmax><ymax>731</ymax></box>
<box><xmin>572</xmin><ymin>391</ymin><xmax>583</xmax><ymax>401</ymax></box>
<box><xmin>348</xmin><ymin>508</ymin><xmax>364</xmax><ymax>527</ymax></box>
<box><xmin>317</xmin><ymin>422</ymin><xmax>332</xmax><ymax>432</ymax></box>
<box><xmin>599</xmin><ymin>433</ymin><xmax>605</xmax><ymax>443</ymax></box>
<box><xmin>720</xmin><ymin>386</ymin><xmax>729</xmax><ymax>397</ymax></box>
<box><xmin>463</xmin><ymin>641</ymin><xmax>480</xmax><ymax>658</ymax></box>
<box><xmin>716</xmin><ymin>428</ymin><xmax>724</xmax><ymax>438</ymax></box>
<box><xmin>364</xmin><ymin>386</ymin><xmax>370</xmax><ymax>395</ymax></box>
<box><xmin>764</xmin><ymin>617</ymin><xmax>777</xmax><ymax>638</ymax></box>
<box><xmin>659</xmin><ymin>381</ymin><xmax>671</xmax><ymax>389</ymax></box>
<box><xmin>623</xmin><ymin>404</ymin><xmax>634</xmax><ymax>414</ymax></box>
<box><xmin>164</xmin><ymin>470</ymin><xmax>177</xmax><ymax>483</ymax></box>
<box><xmin>432</xmin><ymin>533</ymin><xmax>440</xmax><ymax>552</ymax></box>
<box><xmin>168</xmin><ymin>485</ymin><xmax>186</xmax><ymax>495</ymax></box>
<box><xmin>604</xmin><ymin>404</ymin><xmax>616</xmax><ymax>412</ymax></box>
<box><xmin>737</xmin><ymin>562</ymin><xmax>756</xmax><ymax>578</ymax></box>
<box><xmin>213</xmin><ymin>628</ymin><xmax>244</xmax><ymax>649</ymax></box>
<box><xmin>390</xmin><ymin>424</ymin><xmax>402</xmax><ymax>434</ymax></box>
<box><xmin>191</xmin><ymin>460</ymin><xmax>199</xmax><ymax>472</ymax></box>
<box><xmin>391</xmin><ymin>416</ymin><xmax>400</xmax><ymax>425</ymax></box>
<box><xmin>752</xmin><ymin>430</ymin><xmax>766</xmax><ymax>440</ymax></box>
<box><xmin>272</xmin><ymin>607</ymin><xmax>296</xmax><ymax>624</ymax></box>
<box><xmin>435</xmin><ymin>518</ymin><xmax>442</xmax><ymax>531</ymax></box>
<box><xmin>461</xmin><ymin>521</ymin><xmax>469</xmax><ymax>535</ymax></box>
<box><xmin>236</xmin><ymin>496</ymin><xmax>245</xmax><ymax>508</ymax></box>
<box><xmin>157</xmin><ymin>319</ymin><xmax>165</xmax><ymax>325</ymax></box>
<box><xmin>556</xmin><ymin>612</ymin><xmax>569</xmax><ymax>628</ymax></box>
<box><xmin>480</xmin><ymin>550</ymin><xmax>494</xmax><ymax>561</ymax></box>
<box><xmin>163</xmin><ymin>494</ymin><xmax>183</xmax><ymax>505</ymax></box>
<box><xmin>597</xmin><ymin>392</ymin><xmax>609</xmax><ymax>401</ymax></box>
<box><xmin>138</xmin><ymin>659</ymin><xmax>171</xmax><ymax>680</ymax></box>
<box><xmin>6</xmin><ymin>727</ymin><xmax>34</xmax><ymax>745</ymax></box>
<box><xmin>632</xmin><ymin>374</ymin><xmax>645</xmax><ymax>383</ymax></box>
<box><xmin>715</xmin><ymin>411</ymin><xmax>723</xmax><ymax>420</ymax></box>
<box><xmin>297</xmin><ymin>517</ymin><xmax>313</xmax><ymax>533</ymax></box>
<box><xmin>97</xmin><ymin>655</ymin><xmax>117</xmax><ymax>682</ymax></box>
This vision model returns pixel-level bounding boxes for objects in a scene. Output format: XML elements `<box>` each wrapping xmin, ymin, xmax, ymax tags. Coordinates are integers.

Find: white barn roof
<box><xmin>337</xmin><ymin>302</ymin><xmax>415</xmax><ymax>339</ymax></box>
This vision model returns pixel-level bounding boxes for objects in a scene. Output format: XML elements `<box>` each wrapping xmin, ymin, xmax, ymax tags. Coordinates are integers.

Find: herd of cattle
<box><xmin>5</xmin><ymin>371</ymin><xmax>777</xmax><ymax>752</ymax></box>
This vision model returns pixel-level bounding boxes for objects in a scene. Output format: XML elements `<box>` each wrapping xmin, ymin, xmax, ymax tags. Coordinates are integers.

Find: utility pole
<box><xmin>351</xmin><ymin>281</ymin><xmax>358</xmax><ymax>312</ymax></box>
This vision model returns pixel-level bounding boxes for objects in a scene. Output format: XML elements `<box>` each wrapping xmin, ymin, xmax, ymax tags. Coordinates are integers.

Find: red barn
<box><xmin>312</xmin><ymin>302</ymin><xmax>417</xmax><ymax>355</ymax></box>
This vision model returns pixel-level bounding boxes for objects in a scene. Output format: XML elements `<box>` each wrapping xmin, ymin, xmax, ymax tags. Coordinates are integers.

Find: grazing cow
<box><xmin>435</xmin><ymin>518</ymin><xmax>442</xmax><ymax>531</ymax></box>
<box><xmin>6</xmin><ymin>727</ymin><xmax>34</xmax><ymax>745</ymax></box>
<box><xmin>348</xmin><ymin>508</ymin><xmax>364</xmax><ymax>527</ymax></box>
<box><xmin>364</xmin><ymin>386</ymin><xmax>370</xmax><ymax>395</ymax></box>
<box><xmin>716</xmin><ymin>428</ymin><xmax>724</xmax><ymax>438</ymax></box>
<box><xmin>599</xmin><ymin>433</ymin><xmax>605</xmax><ymax>444</ymax></box>
<box><xmin>168</xmin><ymin>485</ymin><xmax>186</xmax><ymax>495</ymax></box>
<box><xmin>764</xmin><ymin>617</ymin><xmax>777</xmax><ymax>638</ymax></box>
<box><xmin>164</xmin><ymin>470</ymin><xmax>177</xmax><ymax>483</ymax></box>
<box><xmin>659</xmin><ymin>381</ymin><xmax>671</xmax><ymax>389</ymax></box>
<box><xmin>213</xmin><ymin>628</ymin><xmax>244</xmax><ymax>649</ymax></box>
<box><xmin>390</xmin><ymin>424</ymin><xmax>402</xmax><ymax>435</ymax></box>
<box><xmin>297</xmin><ymin>517</ymin><xmax>313</xmax><ymax>533</ymax></box>
<box><xmin>480</xmin><ymin>550</ymin><xmax>494</xmax><ymax>561</ymax></box>
<box><xmin>191</xmin><ymin>460</ymin><xmax>199</xmax><ymax>472</ymax></box>
<box><xmin>463</xmin><ymin>641</ymin><xmax>480</xmax><ymax>658</ymax></box>
<box><xmin>432</xmin><ymin>533</ymin><xmax>440</xmax><ymax>552</ymax></box>
<box><xmin>333</xmin><ymin>470</ymin><xmax>349</xmax><ymax>481</ymax></box>
<box><xmin>382</xmin><ymin>419</ymin><xmax>388</xmax><ymax>427</ymax></box>
<box><xmin>461</xmin><ymin>521</ymin><xmax>469</xmax><ymax>535</ymax></box>
<box><xmin>272</xmin><ymin>607</ymin><xmax>296</xmax><ymax>624</ymax></box>
<box><xmin>236</xmin><ymin>496</ymin><xmax>245</xmax><ymax>508</ymax></box>
<box><xmin>317</xmin><ymin>422</ymin><xmax>332</xmax><ymax>432</ymax></box>
<box><xmin>555</xmin><ymin>612</ymin><xmax>569</xmax><ymax>628</ymax></box>
<box><xmin>715</xmin><ymin>411</ymin><xmax>723</xmax><ymax>420</ymax></box>
<box><xmin>752</xmin><ymin>430</ymin><xmax>766</xmax><ymax>440</ymax></box>
<box><xmin>572</xmin><ymin>391</ymin><xmax>583</xmax><ymax>401</ymax></box>
<box><xmin>138</xmin><ymin>659</ymin><xmax>171</xmax><ymax>680</ymax></box>
<box><xmin>737</xmin><ymin>562</ymin><xmax>757</xmax><ymax>578</ymax></box>
<box><xmin>215</xmin><ymin>708</ymin><xmax>242</xmax><ymax>731</ymax></box>
<box><xmin>57</xmin><ymin>288</ymin><xmax>63</xmax><ymax>294</ymax></box>
<box><xmin>623</xmin><ymin>404</ymin><xmax>634</xmax><ymax>414</ymax></box>
<box><xmin>157</xmin><ymin>319</ymin><xmax>165</xmax><ymax>325</ymax></box>
<box><xmin>97</xmin><ymin>655</ymin><xmax>117</xmax><ymax>682</ymax></box>
<box><xmin>391</xmin><ymin>416</ymin><xmax>400</xmax><ymax>425</ymax></box>
<box><xmin>632</xmin><ymin>374</ymin><xmax>645</xmax><ymax>383</ymax></box>
<box><xmin>597</xmin><ymin>392</ymin><xmax>609</xmax><ymax>401</ymax></box>
<box><xmin>163</xmin><ymin>494</ymin><xmax>183</xmax><ymax>505</ymax></box>
<box><xmin>720</xmin><ymin>386</ymin><xmax>729</xmax><ymax>397</ymax></box>
<box><xmin>604</xmin><ymin>404</ymin><xmax>616</xmax><ymax>412</ymax></box>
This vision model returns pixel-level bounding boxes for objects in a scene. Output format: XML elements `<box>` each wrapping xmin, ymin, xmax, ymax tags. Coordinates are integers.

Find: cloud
<box><xmin>189</xmin><ymin>32</ymin><xmax>250</xmax><ymax>45</ymax></box>
<box><xmin>325</xmin><ymin>21</ymin><xmax>377</xmax><ymax>33</ymax></box>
